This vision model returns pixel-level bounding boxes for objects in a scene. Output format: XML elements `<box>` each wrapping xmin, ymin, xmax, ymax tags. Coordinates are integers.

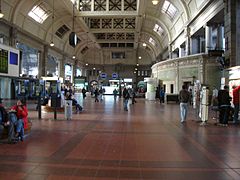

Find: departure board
<box><xmin>0</xmin><ymin>49</ymin><xmax>8</xmax><ymax>74</ymax></box>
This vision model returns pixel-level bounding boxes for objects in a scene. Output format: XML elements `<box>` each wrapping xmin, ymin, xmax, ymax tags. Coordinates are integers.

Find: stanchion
<box><xmin>54</xmin><ymin>97</ymin><xmax>57</xmax><ymax>120</ymax></box>
<box><xmin>38</xmin><ymin>96</ymin><xmax>41</xmax><ymax>119</ymax></box>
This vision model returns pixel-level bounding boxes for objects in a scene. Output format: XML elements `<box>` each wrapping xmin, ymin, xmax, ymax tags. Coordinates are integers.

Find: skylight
<box><xmin>28</xmin><ymin>3</ymin><xmax>50</xmax><ymax>24</ymax></box>
<box><xmin>149</xmin><ymin>37</ymin><xmax>156</xmax><ymax>46</ymax></box>
<box><xmin>153</xmin><ymin>24</ymin><xmax>164</xmax><ymax>36</ymax></box>
<box><xmin>162</xmin><ymin>0</ymin><xmax>178</xmax><ymax>21</ymax></box>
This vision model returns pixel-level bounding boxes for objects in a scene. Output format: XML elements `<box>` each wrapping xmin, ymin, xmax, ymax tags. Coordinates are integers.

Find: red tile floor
<box><xmin>0</xmin><ymin>96</ymin><xmax>240</xmax><ymax>179</ymax></box>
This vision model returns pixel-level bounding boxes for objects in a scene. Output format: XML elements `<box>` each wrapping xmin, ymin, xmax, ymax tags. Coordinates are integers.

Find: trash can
<box><xmin>65</xmin><ymin>100</ymin><xmax>72</xmax><ymax>120</ymax></box>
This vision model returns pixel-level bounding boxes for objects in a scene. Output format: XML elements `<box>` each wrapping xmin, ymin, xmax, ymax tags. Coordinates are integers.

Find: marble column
<box><xmin>185</xmin><ymin>27</ymin><xmax>191</xmax><ymax>56</ymax></box>
<box><xmin>9</xmin><ymin>27</ymin><xmax>18</xmax><ymax>47</ymax></box>
<box><xmin>60</xmin><ymin>55</ymin><xmax>66</xmax><ymax>80</ymax></box>
<box><xmin>205</xmin><ymin>25</ymin><xmax>213</xmax><ymax>53</ymax></box>
<box><xmin>39</xmin><ymin>45</ymin><xmax>48</xmax><ymax>77</ymax></box>
<box><xmin>168</xmin><ymin>44</ymin><xmax>172</xmax><ymax>59</ymax></box>
<box><xmin>190</xmin><ymin>36</ymin><xmax>200</xmax><ymax>55</ymax></box>
<box><xmin>216</xmin><ymin>25</ymin><xmax>224</xmax><ymax>50</ymax></box>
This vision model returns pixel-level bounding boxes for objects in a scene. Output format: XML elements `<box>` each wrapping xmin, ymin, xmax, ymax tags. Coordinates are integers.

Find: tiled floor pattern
<box><xmin>0</xmin><ymin>96</ymin><xmax>240</xmax><ymax>179</ymax></box>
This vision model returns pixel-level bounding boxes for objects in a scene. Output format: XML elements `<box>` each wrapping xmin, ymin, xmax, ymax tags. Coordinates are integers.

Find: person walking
<box><xmin>232</xmin><ymin>85</ymin><xmax>240</xmax><ymax>124</ymax></box>
<box><xmin>217</xmin><ymin>85</ymin><xmax>232</xmax><ymax>126</ymax></box>
<box><xmin>179</xmin><ymin>85</ymin><xmax>190</xmax><ymax>123</ymax></box>
<box><xmin>113</xmin><ymin>89</ymin><xmax>118</xmax><ymax>100</ymax></box>
<box><xmin>123</xmin><ymin>88</ymin><xmax>130</xmax><ymax>111</ymax></box>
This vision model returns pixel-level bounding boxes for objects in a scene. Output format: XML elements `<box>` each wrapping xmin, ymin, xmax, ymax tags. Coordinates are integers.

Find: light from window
<box><xmin>28</xmin><ymin>4</ymin><xmax>50</xmax><ymax>24</ymax></box>
<box><xmin>149</xmin><ymin>37</ymin><xmax>156</xmax><ymax>46</ymax></box>
<box><xmin>162</xmin><ymin>0</ymin><xmax>178</xmax><ymax>20</ymax></box>
<box><xmin>153</xmin><ymin>24</ymin><xmax>164</xmax><ymax>36</ymax></box>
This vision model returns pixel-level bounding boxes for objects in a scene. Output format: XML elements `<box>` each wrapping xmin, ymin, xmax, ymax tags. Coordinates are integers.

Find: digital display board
<box><xmin>0</xmin><ymin>49</ymin><xmax>8</xmax><ymax>74</ymax></box>
<box><xmin>10</xmin><ymin>52</ymin><xmax>18</xmax><ymax>65</ymax></box>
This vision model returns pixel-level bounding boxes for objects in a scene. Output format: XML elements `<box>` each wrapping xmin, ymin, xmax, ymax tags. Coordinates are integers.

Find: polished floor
<box><xmin>0</xmin><ymin>96</ymin><xmax>240</xmax><ymax>180</ymax></box>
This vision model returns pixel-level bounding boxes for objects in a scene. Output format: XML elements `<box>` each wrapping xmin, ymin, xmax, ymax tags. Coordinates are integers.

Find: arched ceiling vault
<box><xmin>1</xmin><ymin>0</ymin><xmax>199</xmax><ymax>64</ymax></box>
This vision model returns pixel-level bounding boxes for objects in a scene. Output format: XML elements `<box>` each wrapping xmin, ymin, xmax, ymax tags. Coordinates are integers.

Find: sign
<box><xmin>0</xmin><ymin>49</ymin><xmax>8</xmax><ymax>74</ymax></box>
<box><xmin>112</xmin><ymin>73</ymin><xmax>118</xmax><ymax>79</ymax></box>
<box><xmin>100</xmin><ymin>73</ymin><xmax>107</xmax><ymax>79</ymax></box>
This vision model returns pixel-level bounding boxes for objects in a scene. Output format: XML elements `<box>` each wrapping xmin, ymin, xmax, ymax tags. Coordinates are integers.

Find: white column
<box><xmin>190</xmin><ymin>37</ymin><xmax>199</xmax><ymax>54</ymax></box>
<box><xmin>179</xmin><ymin>46</ymin><xmax>184</xmax><ymax>58</ymax></box>
<box><xmin>185</xmin><ymin>27</ymin><xmax>191</xmax><ymax>56</ymax></box>
<box><xmin>217</xmin><ymin>25</ymin><xmax>224</xmax><ymax>50</ymax></box>
<box><xmin>60</xmin><ymin>55</ymin><xmax>66</xmax><ymax>79</ymax></box>
<box><xmin>168</xmin><ymin>44</ymin><xmax>172</xmax><ymax>59</ymax></box>
<box><xmin>205</xmin><ymin>25</ymin><xmax>213</xmax><ymax>53</ymax></box>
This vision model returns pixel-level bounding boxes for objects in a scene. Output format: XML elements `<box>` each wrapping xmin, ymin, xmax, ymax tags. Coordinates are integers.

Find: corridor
<box><xmin>0</xmin><ymin>96</ymin><xmax>240</xmax><ymax>179</ymax></box>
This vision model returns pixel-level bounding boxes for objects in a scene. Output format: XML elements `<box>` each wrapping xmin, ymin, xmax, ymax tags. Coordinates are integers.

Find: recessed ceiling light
<box><xmin>143</xmin><ymin>43</ymin><xmax>147</xmax><ymax>47</ymax></box>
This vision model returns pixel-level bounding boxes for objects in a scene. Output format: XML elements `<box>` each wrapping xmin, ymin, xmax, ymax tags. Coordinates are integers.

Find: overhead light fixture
<box><xmin>143</xmin><ymin>43</ymin><xmax>147</xmax><ymax>47</ymax></box>
<box><xmin>72</xmin><ymin>55</ymin><xmax>76</xmax><ymax>59</ymax></box>
<box><xmin>135</xmin><ymin>68</ymin><xmax>138</xmax><ymax>70</ymax></box>
<box><xmin>93</xmin><ymin>67</ymin><xmax>96</xmax><ymax>70</ymax></box>
<box><xmin>69</xmin><ymin>2</ymin><xmax>77</xmax><ymax>47</ymax></box>
<box><xmin>50</xmin><ymin>42</ymin><xmax>54</xmax><ymax>47</ymax></box>
<box><xmin>137</xmin><ymin>64</ymin><xmax>139</xmax><ymax>66</ymax></box>
<box><xmin>50</xmin><ymin>0</ymin><xmax>54</xmax><ymax>47</ymax></box>
<box><xmin>138</xmin><ymin>56</ymin><xmax>142</xmax><ymax>59</ymax></box>
<box><xmin>0</xmin><ymin>0</ymin><xmax>4</xmax><ymax>18</ymax></box>
<box><xmin>152</xmin><ymin>0</ymin><xmax>159</xmax><ymax>5</ymax></box>
<box><xmin>85</xmin><ymin>63</ymin><xmax>88</xmax><ymax>66</ymax></box>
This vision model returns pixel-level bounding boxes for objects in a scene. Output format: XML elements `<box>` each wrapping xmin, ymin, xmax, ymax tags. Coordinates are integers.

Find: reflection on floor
<box><xmin>0</xmin><ymin>96</ymin><xmax>240</xmax><ymax>179</ymax></box>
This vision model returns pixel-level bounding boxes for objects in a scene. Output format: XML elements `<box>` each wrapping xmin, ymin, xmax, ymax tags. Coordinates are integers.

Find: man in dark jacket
<box><xmin>123</xmin><ymin>88</ymin><xmax>130</xmax><ymax>111</ymax></box>
<box><xmin>217</xmin><ymin>85</ymin><xmax>232</xmax><ymax>126</ymax></box>
<box><xmin>179</xmin><ymin>85</ymin><xmax>190</xmax><ymax>123</ymax></box>
<box><xmin>0</xmin><ymin>99</ymin><xmax>17</xmax><ymax>144</ymax></box>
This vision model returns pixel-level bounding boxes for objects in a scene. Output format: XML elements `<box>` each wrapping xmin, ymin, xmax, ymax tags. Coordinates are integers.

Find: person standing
<box><xmin>82</xmin><ymin>88</ymin><xmax>87</xmax><ymax>99</ymax></box>
<box><xmin>179</xmin><ymin>85</ymin><xmax>190</xmax><ymax>123</ymax></box>
<box><xmin>123</xmin><ymin>88</ymin><xmax>130</xmax><ymax>111</ymax></box>
<box><xmin>232</xmin><ymin>85</ymin><xmax>240</xmax><ymax>124</ymax></box>
<box><xmin>94</xmin><ymin>88</ymin><xmax>99</xmax><ymax>102</ymax></box>
<box><xmin>159</xmin><ymin>87</ymin><xmax>165</xmax><ymax>104</ymax></box>
<box><xmin>217</xmin><ymin>85</ymin><xmax>232</xmax><ymax>126</ymax></box>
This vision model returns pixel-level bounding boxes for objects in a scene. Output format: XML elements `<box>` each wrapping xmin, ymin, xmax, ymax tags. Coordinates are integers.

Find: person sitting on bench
<box><xmin>0</xmin><ymin>98</ymin><xmax>18</xmax><ymax>144</ymax></box>
<box><xmin>10</xmin><ymin>99</ymin><xmax>28</xmax><ymax>141</ymax></box>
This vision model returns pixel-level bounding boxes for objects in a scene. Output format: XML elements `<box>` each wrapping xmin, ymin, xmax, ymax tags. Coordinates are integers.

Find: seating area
<box><xmin>0</xmin><ymin>121</ymin><xmax>32</xmax><ymax>140</ymax></box>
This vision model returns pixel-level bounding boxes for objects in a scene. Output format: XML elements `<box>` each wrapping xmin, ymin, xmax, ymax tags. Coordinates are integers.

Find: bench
<box><xmin>0</xmin><ymin>121</ymin><xmax>32</xmax><ymax>140</ymax></box>
<box><xmin>166</xmin><ymin>94</ymin><xmax>179</xmax><ymax>103</ymax></box>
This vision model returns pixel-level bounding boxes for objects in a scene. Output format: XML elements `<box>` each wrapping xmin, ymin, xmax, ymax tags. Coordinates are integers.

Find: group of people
<box><xmin>94</xmin><ymin>88</ymin><xmax>105</xmax><ymax>102</ymax></box>
<box><xmin>178</xmin><ymin>84</ymin><xmax>240</xmax><ymax>126</ymax></box>
<box><xmin>0</xmin><ymin>99</ymin><xmax>28</xmax><ymax>144</ymax></box>
<box><xmin>122</xmin><ymin>87</ymin><xmax>137</xmax><ymax>111</ymax></box>
<box><xmin>218</xmin><ymin>85</ymin><xmax>240</xmax><ymax>126</ymax></box>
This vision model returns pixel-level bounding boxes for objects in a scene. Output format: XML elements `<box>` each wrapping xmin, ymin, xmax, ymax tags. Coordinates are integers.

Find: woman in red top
<box><xmin>11</xmin><ymin>99</ymin><xmax>28</xmax><ymax>141</ymax></box>
<box><xmin>233</xmin><ymin>85</ymin><xmax>240</xmax><ymax>124</ymax></box>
